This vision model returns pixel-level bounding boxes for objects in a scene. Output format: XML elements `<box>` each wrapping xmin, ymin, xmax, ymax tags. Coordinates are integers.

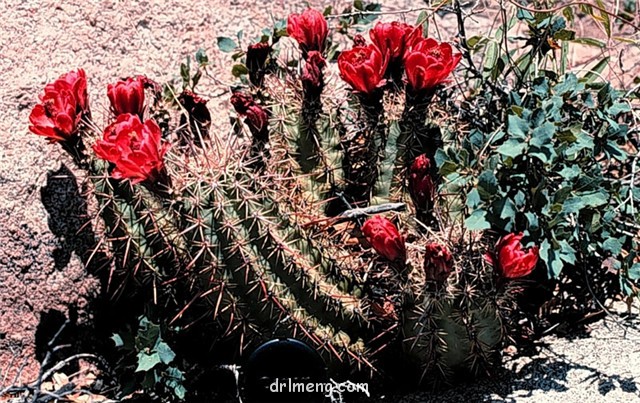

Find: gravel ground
<box><xmin>1</xmin><ymin>1</ymin><xmax>639</xmax><ymax>401</ymax></box>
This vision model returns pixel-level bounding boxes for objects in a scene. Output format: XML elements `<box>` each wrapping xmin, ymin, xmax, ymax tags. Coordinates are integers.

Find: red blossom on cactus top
<box><xmin>369</xmin><ymin>21</ymin><xmax>414</xmax><ymax>63</ymax></box>
<box><xmin>405</xmin><ymin>38</ymin><xmax>461</xmax><ymax>94</ymax></box>
<box><xmin>93</xmin><ymin>114</ymin><xmax>169</xmax><ymax>184</ymax></box>
<box><xmin>107</xmin><ymin>76</ymin><xmax>145</xmax><ymax>118</ymax></box>
<box><xmin>487</xmin><ymin>233</ymin><xmax>539</xmax><ymax>279</ymax></box>
<box><xmin>423</xmin><ymin>243</ymin><xmax>453</xmax><ymax>283</ymax></box>
<box><xmin>408</xmin><ymin>154</ymin><xmax>435</xmax><ymax>212</ymax></box>
<box><xmin>361</xmin><ymin>216</ymin><xmax>406</xmax><ymax>263</ymax></box>
<box><xmin>29</xmin><ymin>69</ymin><xmax>89</xmax><ymax>142</ymax></box>
<box><xmin>287</xmin><ymin>8</ymin><xmax>328</xmax><ymax>56</ymax></box>
<box><xmin>338</xmin><ymin>45</ymin><xmax>389</xmax><ymax>95</ymax></box>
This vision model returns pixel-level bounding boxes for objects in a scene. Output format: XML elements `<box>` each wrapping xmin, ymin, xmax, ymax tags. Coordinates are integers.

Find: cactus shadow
<box><xmin>40</xmin><ymin>164</ymin><xmax>109</xmax><ymax>273</ymax></box>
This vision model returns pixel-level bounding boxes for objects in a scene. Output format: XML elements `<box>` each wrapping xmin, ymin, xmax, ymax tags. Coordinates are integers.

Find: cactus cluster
<box><xmin>27</xmin><ymin>8</ymin><xmax>536</xmax><ymax>388</ymax></box>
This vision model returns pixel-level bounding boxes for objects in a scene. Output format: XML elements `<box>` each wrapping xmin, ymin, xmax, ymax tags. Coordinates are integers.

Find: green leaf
<box><xmin>562</xmin><ymin>191</ymin><xmax>608</xmax><ymax>214</ymax></box>
<box><xmin>477</xmin><ymin>171</ymin><xmax>499</xmax><ymax>201</ymax></box>
<box><xmin>628</xmin><ymin>263</ymin><xmax>640</xmax><ymax>280</ymax></box>
<box><xmin>111</xmin><ymin>333</ymin><xmax>124</xmax><ymax>348</ymax></box>
<box><xmin>195</xmin><ymin>48</ymin><xmax>209</xmax><ymax>65</ymax></box>
<box><xmin>466</xmin><ymin>188</ymin><xmax>482</xmax><ymax>209</ymax></box>
<box><xmin>155</xmin><ymin>341</ymin><xmax>176</xmax><ymax>365</ymax></box>
<box><xmin>554</xmin><ymin>73</ymin><xmax>577</xmax><ymax>96</ymax></box>
<box><xmin>136</xmin><ymin>351</ymin><xmax>162</xmax><ymax>372</ymax></box>
<box><xmin>465</xmin><ymin>209</ymin><xmax>491</xmax><ymax>231</ymax></box>
<box><xmin>508</xmin><ymin>114</ymin><xmax>529</xmax><ymax>138</ymax></box>
<box><xmin>540</xmin><ymin>239</ymin><xmax>564</xmax><ymax>277</ymax></box>
<box><xmin>583</xmin><ymin>56</ymin><xmax>610</xmax><ymax>84</ymax></box>
<box><xmin>180</xmin><ymin>61</ymin><xmax>190</xmax><ymax>89</ymax></box>
<box><xmin>554</xmin><ymin>29</ymin><xmax>575</xmax><ymax>41</ymax></box>
<box><xmin>497</xmin><ymin>139</ymin><xmax>527</xmax><ymax>158</ymax></box>
<box><xmin>558</xmin><ymin>165</ymin><xmax>581</xmax><ymax>180</ymax></box>
<box><xmin>483</xmin><ymin>41</ymin><xmax>498</xmax><ymax>72</ymax></box>
<box><xmin>607</xmin><ymin>102</ymin><xmax>631</xmax><ymax>116</ymax></box>
<box><xmin>558</xmin><ymin>240</ymin><xmax>577</xmax><ymax>264</ymax></box>
<box><xmin>164</xmin><ymin>367</ymin><xmax>186</xmax><ymax>400</ymax></box>
<box><xmin>497</xmin><ymin>198</ymin><xmax>517</xmax><ymax>220</ymax></box>
<box><xmin>602</xmin><ymin>238</ymin><xmax>623</xmax><ymax>255</ymax></box>
<box><xmin>231</xmin><ymin>64</ymin><xmax>249</xmax><ymax>77</ymax></box>
<box><xmin>217</xmin><ymin>36</ymin><xmax>238</xmax><ymax>53</ymax></box>
<box><xmin>572</xmin><ymin>37</ymin><xmax>606</xmax><ymax>48</ymax></box>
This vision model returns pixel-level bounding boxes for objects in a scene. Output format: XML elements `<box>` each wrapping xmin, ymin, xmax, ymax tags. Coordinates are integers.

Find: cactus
<box><xmin>29</xmin><ymin>15</ymin><xmax>519</xmax><ymax>389</ymax></box>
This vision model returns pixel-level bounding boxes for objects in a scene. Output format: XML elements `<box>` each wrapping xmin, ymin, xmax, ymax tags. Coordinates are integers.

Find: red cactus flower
<box><xmin>287</xmin><ymin>8</ymin><xmax>328</xmax><ymax>56</ymax></box>
<box><xmin>301</xmin><ymin>50</ymin><xmax>326</xmax><ymax>97</ymax></box>
<box><xmin>402</xmin><ymin>25</ymin><xmax>425</xmax><ymax>57</ymax></box>
<box><xmin>338</xmin><ymin>45</ymin><xmax>389</xmax><ymax>95</ymax></box>
<box><xmin>107</xmin><ymin>76</ymin><xmax>145</xmax><ymax>118</ymax></box>
<box><xmin>369</xmin><ymin>21</ymin><xmax>414</xmax><ymax>63</ymax></box>
<box><xmin>244</xmin><ymin>104</ymin><xmax>269</xmax><ymax>140</ymax></box>
<box><xmin>93</xmin><ymin>114</ymin><xmax>169</xmax><ymax>184</ymax></box>
<box><xmin>361</xmin><ymin>216</ymin><xmax>406</xmax><ymax>263</ymax></box>
<box><xmin>408</xmin><ymin>154</ymin><xmax>435</xmax><ymax>211</ymax></box>
<box><xmin>487</xmin><ymin>233</ymin><xmax>539</xmax><ymax>279</ymax></box>
<box><xmin>230</xmin><ymin>91</ymin><xmax>255</xmax><ymax>114</ymax></box>
<box><xmin>424</xmin><ymin>243</ymin><xmax>453</xmax><ymax>282</ymax></box>
<box><xmin>29</xmin><ymin>69</ymin><xmax>89</xmax><ymax>142</ymax></box>
<box><xmin>230</xmin><ymin>91</ymin><xmax>269</xmax><ymax>140</ymax></box>
<box><xmin>246</xmin><ymin>41</ymin><xmax>272</xmax><ymax>85</ymax></box>
<box><xmin>178</xmin><ymin>90</ymin><xmax>211</xmax><ymax>141</ymax></box>
<box><xmin>405</xmin><ymin>38</ymin><xmax>461</xmax><ymax>94</ymax></box>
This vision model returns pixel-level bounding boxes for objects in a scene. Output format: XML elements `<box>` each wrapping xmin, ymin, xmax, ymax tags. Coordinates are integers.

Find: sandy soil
<box><xmin>0</xmin><ymin>0</ymin><xmax>639</xmax><ymax>401</ymax></box>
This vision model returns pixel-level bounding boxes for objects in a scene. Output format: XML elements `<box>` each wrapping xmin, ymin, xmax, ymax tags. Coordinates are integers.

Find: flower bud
<box><xmin>408</xmin><ymin>154</ymin><xmax>435</xmax><ymax>212</ymax></box>
<box><xmin>246</xmin><ymin>41</ymin><xmax>271</xmax><ymax>86</ymax></box>
<box><xmin>301</xmin><ymin>51</ymin><xmax>326</xmax><ymax>98</ymax></box>
<box><xmin>107</xmin><ymin>76</ymin><xmax>145</xmax><ymax>118</ymax></box>
<box><xmin>423</xmin><ymin>243</ymin><xmax>453</xmax><ymax>282</ymax></box>
<box><xmin>361</xmin><ymin>216</ymin><xmax>406</xmax><ymax>263</ymax></box>
<box><xmin>486</xmin><ymin>233</ymin><xmax>539</xmax><ymax>278</ymax></box>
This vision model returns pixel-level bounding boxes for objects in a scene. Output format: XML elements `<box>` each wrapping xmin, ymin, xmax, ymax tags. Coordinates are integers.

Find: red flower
<box><xmin>29</xmin><ymin>69</ymin><xmax>89</xmax><ymax>142</ymax></box>
<box><xmin>361</xmin><ymin>216</ymin><xmax>406</xmax><ymax>263</ymax></box>
<box><xmin>338</xmin><ymin>45</ymin><xmax>388</xmax><ymax>95</ymax></box>
<box><xmin>405</xmin><ymin>38</ymin><xmax>461</xmax><ymax>93</ymax></box>
<box><xmin>230</xmin><ymin>91</ymin><xmax>255</xmax><ymax>114</ymax></box>
<box><xmin>369</xmin><ymin>21</ymin><xmax>414</xmax><ymax>63</ymax></box>
<box><xmin>408</xmin><ymin>154</ymin><xmax>435</xmax><ymax>211</ymax></box>
<box><xmin>287</xmin><ymin>8</ymin><xmax>328</xmax><ymax>56</ymax></box>
<box><xmin>230</xmin><ymin>91</ymin><xmax>269</xmax><ymax>140</ymax></box>
<box><xmin>107</xmin><ymin>76</ymin><xmax>145</xmax><ymax>118</ymax></box>
<box><xmin>93</xmin><ymin>114</ymin><xmax>169</xmax><ymax>184</ymax></box>
<box><xmin>178</xmin><ymin>90</ymin><xmax>211</xmax><ymax>142</ymax></box>
<box><xmin>487</xmin><ymin>233</ymin><xmax>539</xmax><ymax>279</ymax></box>
<box><xmin>423</xmin><ymin>243</ymin><xmax>453</xmax><ymax>282</ymax></box>
<box><xmin>301</xmin><ymin>51</ymin><xmax>326</xmax><ymax>97</ymax></box>
<box><xmin>246</xmin><ymin>42</ymin><xmax>272</xmax><ymax>86</ymax></box>
<box><xmin>244</xmin><ymin>104</ymin><xmax>269</xmax><ymax>140</ymax></box>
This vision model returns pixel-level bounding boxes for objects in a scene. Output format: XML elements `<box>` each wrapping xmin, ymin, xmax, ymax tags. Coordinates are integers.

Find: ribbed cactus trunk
<box><xmin>33</xmin><ymin>19</ymin><xmax>511</xmax><ymax>388</ymax></box>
